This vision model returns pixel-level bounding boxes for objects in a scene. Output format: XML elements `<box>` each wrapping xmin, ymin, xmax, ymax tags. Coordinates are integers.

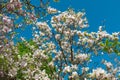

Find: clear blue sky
<box><xmin>50</xmin><ymin>0</ymin><xmax>120</xmax><ymax>33</ymax></box>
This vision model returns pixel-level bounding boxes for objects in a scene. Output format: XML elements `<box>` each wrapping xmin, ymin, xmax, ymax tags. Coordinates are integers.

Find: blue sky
<box><xmin>17</xmin><ymin>0</ymin><xmax>120</xmax><ymax>40</ymax></box>
<box><xmin>50</xmin><ymin>0</ymin><xmax>120</xmax><ymax>32</ymax></box>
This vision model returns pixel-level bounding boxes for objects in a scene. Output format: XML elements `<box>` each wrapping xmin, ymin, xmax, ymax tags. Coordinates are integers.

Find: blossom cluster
<box><xmin>0</xmin><ymin>15</ymin><xmax>14</xmax><ymax>54</ymax></box>
<box><xmin>7</xmin><ymin>0</ymin><xmax>22</xmax><ymax>11</ymax></box>
<box><xmin>89</xmin><ymin>67</ymin><xmax>118</xmax><ymax>80</ymax></box>
<box><xmin>36</xmin><ymin>22</ymin><xmax>52</xmax><ymax>37</ymax></box>
<box><xmin>51</xmin><ymin>9</ymin><xmax>88</xmax><ymax>30</ymax></box>
<box><xmin>1</xmin><ymin>16</ymin><xmax>13</xmax><ymax>33</ymax></box>
<box><xmin>34</xmin><ymin>9</ymin><xmax>120</xmax><ymax>80</ymax></box>
<box><xmin>0</xmin><ymin>38</ymin><xmax>55</xmax><ymax>80</ymax></box>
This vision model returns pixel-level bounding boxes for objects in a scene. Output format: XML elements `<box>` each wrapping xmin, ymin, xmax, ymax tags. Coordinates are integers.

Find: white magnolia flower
<box><xmin>63</xmin><ymin>66</ymin><xmax>71</xmax><ymax>73</ymax></box>
<box><xmin>75</xmin><ymin>53</ymin><xmax>89</xmax><ymax>62</ymax></box>
<box><xmin>82</xmin><ymin>67</ymin><xmax>89</xmax><ymax>72</ymax></box>
<box><xmin>87</xmin><ymin>39</ymin><xmax>94</xmax><ymax>46</ymax></box>
<box><xmin>20</xmin><ymin>61</ymin><xmax>27</xmax><ymax>68</ymax></box>
<box><xmin>34</xmin><ymin>74</ymin><xmax>40</xmax><ymax>80</ymax></box>
<box><xmin>47</xmin><ymin>6</ymin><xmax>59</xmax><ymax>14</ymax></box>
<box><xmin>72</xmin><ymin>71</ymin><xmax>78</xmax><ymax>78</ymax></box>
<box><xmin>8</xmin><ymin>67</ymin><xmax>18</xmax><ymax>77</ymax></box>
<box><xmin>71</xmin><ymin>65</ymin><xmax>78</xmax><ymax>70</ymax></box>
<box><xmin>2</xmin><ymin>26</ymin><xmax>12</xmax><ymax>33</ymax></box>
<box><xmin>3</xmin><ymin>16</ymin><xmax>12</xmax><ymax>25</ymax></box>
<box><xmin>55</xmin><ymin>34</ymin><xmax>61</xmax><ymax>40</ymax></box>
<box><xmin>104</xmin><ymin>61</ymin><xmax>112</xmax><ymax>69</ymax></box>
<box><xmin>49</xmin><ymin>61</ymin><xmax>54</xmax><ymax>68</ymax></box>
<box><xmin>36</xmin><ymin>22</ymin><xmax>50</xmax><ymax>31</ymax></box>
<box><xmin>89</xmin><ymin>68</ymin><xmax>106</xmax><ymax>79</ymax></box>
<box><xmin>33</xmin><ymin>49</ymin><xmax>41</xmax><ymax>58</ymax></box>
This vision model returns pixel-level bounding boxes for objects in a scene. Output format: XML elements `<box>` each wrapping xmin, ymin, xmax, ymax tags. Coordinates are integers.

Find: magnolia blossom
<box><xmin>33</xmin><ymin>49</ymin><xmax>41</xmax><ymax>58</ymax></box>
<box><xmin>49</xmin><ymin>61</ymin><xmax>54</xmax><ymax>68</ymax></box>
<box><xmin>2</xmin><ymin>26</ymin><xmax>12</xmax><ymax>33</ymax></box>
<box><xmin>3</xmin><ymin>16</ymin><xmax>12</xmax><ymax>25</ymax></box>
<box><xmin>112</xmin><ymin>32</ymin><xmax>119</xmax><ymax>37</ymax></box>
<box><xmin>36</xmin><ymin>22</ymin><xmax>49</xmax><ymax>30</ymax></box>
<box><xmin>7</xmin><ymin>0</ymin><xmax>22</xmax><ymax>11</ymax></box>
<box><xmin>75</xmin><ymin>53</ymin><xmax>89</xmax><ymax>63</ymax></box>
<box><xmin>89</xmin><ymin>68</ymin><xmax>107</xmax><ymax>79</ymax></box>
<box><xmin>103</xmin><ymin>61</ymin><xmax>112</xmax><ymax>69</ymax></box>
<box><xmin>89</xmin><ymin>67</ymin><xmax>119</xmax><ymax>80</ymax></box>
<box><xmin>71</xmin><ymin>65</ymin><xmax>78</xmax><ymax>70</ymax></box>
<box><xmin>47</xmin><ymin>6</ymin><xmax>60</xmax><ymax>14</ymax></box>
<box><xmin>36</xmin><ymin>22</ymin><xmax>52</xmax><ymax>36</ymax></box>
<box><xmin>33</xmin><ymin>49</ymin><xmax>48</xmax><ymax>59</ymax></box>
<box><xmin>63</xmin><ymin>66</ymin><xmax>71</xmax><ymax>73</ymax></box>
<box><xmin>8</xmin><ymin>67</ymin><xmax>18</xmax><ymax>77</ymax></box>
<box><xmin>7</xmin><ymin>3</ymin><xmax>15</xmax><ymax>11</ymax></box>
<box><xmin>1</xmin><ymin>16</ymin><xmax>13</xmax><ymax>33</ymax></box>
<box><xmin>20</xmin><ymin>61</ymin><xmax>27</xmax><ymax>68</ymax></box>
<box><xmin>71</xmin><ymin>71</ymin><xmax>78</xmax><ymax>78</ymax></box>
<box><xmin>82</xmin><ymin>67</ymin><xmax>89</xmax><ymax>73</ymax></box>
<box><xmin>10</xmin><ymin>0</ymin><xmax>20</xmax><ymax>3</ymax></box>
<box><xmin>87</xmin><ymin>39</ymin><xmax>94</xmax><ymax>46</ymax></box>
<box><xmin>55</xmin><ymin>34</ymin><xmax>61</xmax><ymax>40</ymax></box>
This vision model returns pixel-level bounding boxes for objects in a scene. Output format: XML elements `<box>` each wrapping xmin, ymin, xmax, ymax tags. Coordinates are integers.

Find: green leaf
<box><xmin>105</xmin><ymin>39</ymin><xmax>109</xmax><ymax>46</ymax></box>
<box><xmin>112</xmin><ymin>40</ymin><xmax>118</xmax><ymax>47</ymax></box>
<box><xmin>103</xmin><ymin>47</ymin><xmax>109</xmax><ymax>52</ymax></box>
<box><xmin>117</xmin><ymin>53</ymin><xmax>120</xmax><ymax>55</ymax></box>
<box><xmin>100</xmin><ymin>42</ymin><xmax>105</xmax><ymax>47</ymax></box>
<box><xmin>114</xmin><ymin>49</ymin><xmax>119</xmax><ymax>53</ymax></box>
<box><xmin>16</xmin><ymin>69</ymin><xmax>23</xmax><ymax>79</ymax></box>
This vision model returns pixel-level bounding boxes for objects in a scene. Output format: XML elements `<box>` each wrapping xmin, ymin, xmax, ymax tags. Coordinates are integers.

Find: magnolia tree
<box><xmin>0</xmin><ymin>0</ymin><xmax>120</xmax><ymax>80</ymax></box>
<box><xmin>33</xmin><ymin>9</ymin><xmax>120</xmax><ymax>80</ymax></box>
